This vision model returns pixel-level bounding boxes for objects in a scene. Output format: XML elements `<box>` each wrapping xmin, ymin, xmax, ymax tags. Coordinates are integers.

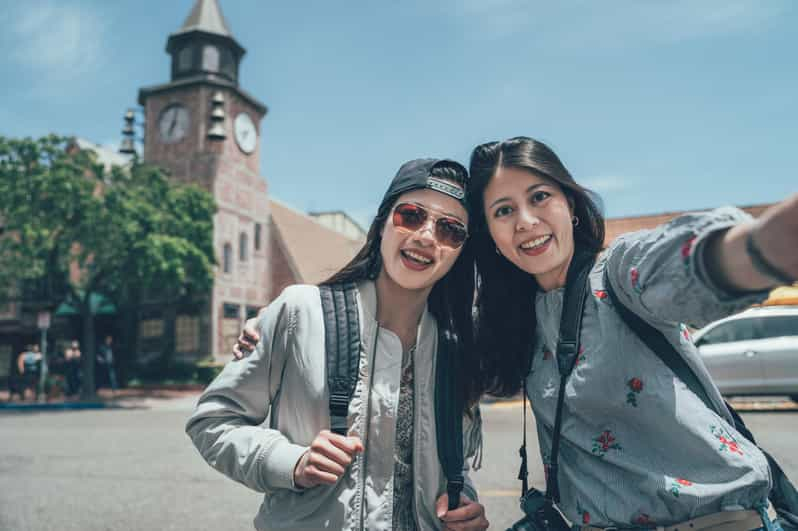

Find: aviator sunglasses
<box><xmin>391</xmin><ymin>202</ymin><xmax>468</xmax><ymax>249</ymax></box>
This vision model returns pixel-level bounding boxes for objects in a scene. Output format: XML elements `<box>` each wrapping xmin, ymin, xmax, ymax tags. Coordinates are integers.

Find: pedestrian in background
<box><xmin>64</xmin><ymin>340</ymin><xmax>81</xmax><ymax>397</ymax></box>
<box><xmin>16</xmin><ymin>344</ymin><xmax>42</xmax><ymax>401</ymax></box>
<box><xmin>97</xmin><ymin>335</ymin><xmax>118</xmax><ymax>394</ymax></box>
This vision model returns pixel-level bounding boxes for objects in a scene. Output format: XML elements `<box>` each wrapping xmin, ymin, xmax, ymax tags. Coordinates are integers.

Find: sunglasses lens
<box><xmin>393</xmin><ymin>203</ymin><xmax>427</xmax><ymax>231</ymax></box>
<box><xmin>393</xmin><ymin>203</ymin><xmax>467</xmax><ymax>249</ymax></box>
<box><xmin>436</xmin><ymin>218</ymin><xmax>468</xmax><ymax>248</ymax></box>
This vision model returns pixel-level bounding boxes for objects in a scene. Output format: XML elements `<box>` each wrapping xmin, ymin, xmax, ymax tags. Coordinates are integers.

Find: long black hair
<box><xmin>467</xmin><ymin>137</ymin><xmax>605</xmax><ymax>398</ymax></box>
<box><xmin>323</xmin><ymin>161</ymin><xmax>478</xmax><ymax>406</ymax></box>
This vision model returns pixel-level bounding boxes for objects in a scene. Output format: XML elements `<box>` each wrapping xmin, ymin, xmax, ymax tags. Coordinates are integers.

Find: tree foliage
<box><xmin>0</xmin><ymin>135</ymin><xmax>216</xmax><ymax>397</ymax></box>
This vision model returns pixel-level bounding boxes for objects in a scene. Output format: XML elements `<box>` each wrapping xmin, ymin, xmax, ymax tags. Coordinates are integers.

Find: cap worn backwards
<box><xmin>380</xmin><ymin>158</ymin><xmax>469</xmax><ymax>209</ymax></box>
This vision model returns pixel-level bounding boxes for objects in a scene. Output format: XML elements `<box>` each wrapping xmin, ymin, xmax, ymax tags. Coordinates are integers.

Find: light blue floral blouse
<box><xmin>528</xmin><ymin>207</ymin><xmax>772</xmax><ymax>527</ymax></box>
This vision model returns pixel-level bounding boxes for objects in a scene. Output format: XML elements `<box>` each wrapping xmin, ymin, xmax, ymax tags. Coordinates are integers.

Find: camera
<box><xmin>506</xmin><ymin>489</ymin><xmax>571</xmax><ymax>531</ymax></box>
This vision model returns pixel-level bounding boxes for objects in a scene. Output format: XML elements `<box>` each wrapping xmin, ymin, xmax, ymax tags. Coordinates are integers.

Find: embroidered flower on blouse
<box><xmin>630</xmin><ymin>267</ymin><xmax>643</xmax><ymax>294</ymax></box>
<box><xmin>575</xmin><ymin>346</ymin><xmax>586</xmax><ymax>366</ymax></box>
<box><xmin>542</xmin><ymin>379</ymin><xmax>556</xmax><ymax>399</ymax></box>
<box><xmin>680</xmin><ymin>324</ymin><xmax>693</xmax><ymax>344</ymax></box>
<box><xmin>633</xmin><ymin>513</ymin><xmax>653</xmax><ymax>526</ymax></box>
<box><xmin>576</xmin><ymin>501</ymin><xmax>591</xmax><ymax>524</ymax></box>
<box><xmin>591</xmin><ymin>430</ymin><xmax>622</xmax><ymax>457</ymax></box>
<box><xmin>594</xmin><ymin>289</ymin><xmax>609</xmax><ymax>301</ymax></box>
<box><xmin>670</xmin><ymin>478</ymin><xmax>693</xmax><ymax>497</ymax></box>
<box><xmin>711</xmin><ymin>425</ymin><xmax>744</xmax><ymax>455</ymax></box>
<box><xmin>681</xmin><ymin>234</ymin><xmax>697</xmax><ymax>270</ymax></box>
<box><xmin>543</xmin><ymin>346</ymin><xmax>553</xmax><ymax>360</ymax></box>
<box><xmin>626</xmin><ymin>377</ymin><xmax>643</xmax><ymax>407</ymax></box>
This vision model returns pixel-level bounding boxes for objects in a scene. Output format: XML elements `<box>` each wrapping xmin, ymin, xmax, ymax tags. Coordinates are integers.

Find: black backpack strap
<box><xmin>319</xmin><ymin>283</ymin><xmax>360</xmax><ymax>436</ymax></box>
<box><xmin>546</xmin><ymin>250</ymin><xmax>595</xmax><ymax>503</ymax></box>
<box><xmin>435</xmin><ymin>327</ymin><xmax>465</xmax><ymax>510</ymax></box>
<box><xmin>603</xmin><ymin>272</ymin><xmax>798</xmax><ymax>524</ymax></box>
<box><xmin>602</xmin><ymin>274</ymin><xmax>717</xmax><ymax>413</ymax></box>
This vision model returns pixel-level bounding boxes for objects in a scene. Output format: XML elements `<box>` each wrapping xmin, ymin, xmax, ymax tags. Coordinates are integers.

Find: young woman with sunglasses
<box><xmin>187</xmin><ymin>158</ymin><xmax>489</xmax><ymax>531</ymax></box>
<box><xmin>466</xmin><ymin>136</ymin><xmax>797</xmax><ymax>531</ymax></box>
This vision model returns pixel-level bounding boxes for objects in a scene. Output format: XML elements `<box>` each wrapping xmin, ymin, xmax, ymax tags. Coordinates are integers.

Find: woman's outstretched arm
<box><xmin>704</xmin><ymin>193</ymin><xmax>798</xmax><ymax>292</ymax></box>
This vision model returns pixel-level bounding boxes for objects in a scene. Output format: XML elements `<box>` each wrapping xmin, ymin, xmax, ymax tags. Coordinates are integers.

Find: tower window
<box><xmin>254</xmin><ymin>223</ymin><xmax>262</xmax><ymax>251</ymax></box>
<box><xmin>223</xmin><ymin>243</ymin><xmax>232</xmax><ymax>273</ymax></box>
<box><xmin>203</xmin><ymin>45</ymin><xmax>220</xmax><ymax>72</ymax></box>
<box><xmin>178</xmin><ymin>46</ymin><xmax>193</xmax><ymax>72</ymax></box>
<box><xmin>239</xmin><ymin>232</ymin><xmax>248</xmax><ymax>262</ymax></box>
<box><xmin>220</xmin><ymin>48</ymin><xmax>235</xmax><ymax>80</ymax></box>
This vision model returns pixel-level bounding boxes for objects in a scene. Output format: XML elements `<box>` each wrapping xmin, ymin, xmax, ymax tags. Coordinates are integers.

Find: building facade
<box><xmin>133</xmin><ymin>0</ymin><xmax>271</xmax><ymax>362</ymax></box>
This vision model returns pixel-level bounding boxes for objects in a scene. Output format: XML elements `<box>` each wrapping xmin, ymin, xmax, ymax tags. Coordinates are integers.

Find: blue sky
<box><xmin>1</xmin><ymin>0</ymin><xmax>796</xmax><ymax>228</ymax></box>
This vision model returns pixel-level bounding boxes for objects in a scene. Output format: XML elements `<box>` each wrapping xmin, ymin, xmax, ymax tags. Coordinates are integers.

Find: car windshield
<box><xmin>698</xmin><ymin>315</ymin><xmax>798</xmax><ymax>345</ymax></box>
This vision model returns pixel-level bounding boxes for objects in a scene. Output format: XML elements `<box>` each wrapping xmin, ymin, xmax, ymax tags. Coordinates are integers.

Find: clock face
<box><xmin>158</xmin><ymin>104</ymin><xmax>190</xmax><ymax>143</ymax></box>
<box><xmin>234</xmin><ymin>112</ymin><xmax>257</xmax><ymax>154</ymax></box>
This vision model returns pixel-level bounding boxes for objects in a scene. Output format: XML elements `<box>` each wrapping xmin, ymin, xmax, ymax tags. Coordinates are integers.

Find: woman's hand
<box><xmin>293</xmin><ymin>430</ymin><xmax>364</xmax><ymax>489</ymax></box>
<box><xmin>232</xmin><ymin>317</ymin><xmax>260</xmax><ymax>360</ymax></box>
<box><xmin>435</xmin><ymin>493</ymin><xmax>489</xmax><ymax>531</ymax></box>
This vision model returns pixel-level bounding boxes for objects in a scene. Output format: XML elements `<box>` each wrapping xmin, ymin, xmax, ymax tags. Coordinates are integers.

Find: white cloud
<box><xmin>7</xmin><ymin>1</ymin><xmax>107</xmax><ymax>80</ymax></box>
<box><xmin>453</xmin><ymin>0</ymin><xmax>789</xmax><ymax>45</ymax></box>
<box><xmin>580</xmin><ymin>175</ymin><xmax>633</xmax><ymax>193</ymax></box>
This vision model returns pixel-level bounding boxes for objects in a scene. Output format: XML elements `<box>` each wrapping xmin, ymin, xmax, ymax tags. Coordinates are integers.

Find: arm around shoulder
<box><xmin>185</xmin><ymin>286</ymin><xmax>312</xmax><ymax>493</ymax></box>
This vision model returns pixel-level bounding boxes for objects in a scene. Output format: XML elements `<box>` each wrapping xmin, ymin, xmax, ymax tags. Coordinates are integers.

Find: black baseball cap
<box><xmin>380</xmin><ymin>158</ymin><xmax>469</xmax><ymax>209</ymax></box>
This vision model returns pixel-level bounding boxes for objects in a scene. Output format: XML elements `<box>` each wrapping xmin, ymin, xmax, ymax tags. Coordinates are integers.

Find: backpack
<box><xmin>319</xmin><ymin>283</ymin><xmax>465</xmax><ymax>511</ymax></box>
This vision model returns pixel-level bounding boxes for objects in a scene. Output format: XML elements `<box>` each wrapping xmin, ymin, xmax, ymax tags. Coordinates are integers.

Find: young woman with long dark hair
<box><xmin>187</xmin><ymin>158</ymin><xmax>488</xmax><ymax>531</ymax></box>
<box><xmin>467</xmin><ymin>136</ymin><xmax>797</xmax><ymax>531</ymax></box>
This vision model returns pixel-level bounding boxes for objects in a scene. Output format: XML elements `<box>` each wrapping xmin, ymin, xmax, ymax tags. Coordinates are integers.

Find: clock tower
<box><xmin>137</xmin><ymin>0</ymin><xmax>272</xmax><ymax>361</ymax></box>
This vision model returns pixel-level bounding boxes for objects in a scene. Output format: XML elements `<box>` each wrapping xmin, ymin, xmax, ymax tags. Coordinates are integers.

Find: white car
<box><xmin>694</xmin><ymin>306</ymin><xmax>798</xmax><ymax>401</ymax></box>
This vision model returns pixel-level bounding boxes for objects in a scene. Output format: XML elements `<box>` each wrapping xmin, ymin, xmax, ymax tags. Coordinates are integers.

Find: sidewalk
<box><xmin>0</xmin><ymin>384</ymin><xmax>203</xmax><ymax>411</ymax></box>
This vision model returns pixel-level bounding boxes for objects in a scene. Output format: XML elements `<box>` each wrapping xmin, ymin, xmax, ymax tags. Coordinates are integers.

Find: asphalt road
<box><xmin>1</xmin><ymin>395</ymin><xmax>796</xmax><ymax>531</ymax></box>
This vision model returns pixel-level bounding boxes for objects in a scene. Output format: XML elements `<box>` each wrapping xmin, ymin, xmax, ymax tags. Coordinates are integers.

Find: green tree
<box><xmin>0</xmin><ymin>135</ymin><xmax>216</xmax><ymax>398</ymax></box>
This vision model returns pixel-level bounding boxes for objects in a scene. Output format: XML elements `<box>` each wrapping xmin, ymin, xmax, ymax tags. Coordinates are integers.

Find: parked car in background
<box><xmin>694</xmin><ymin>306</ymin><xmax>798</xmax><ymax>401</ymax></box>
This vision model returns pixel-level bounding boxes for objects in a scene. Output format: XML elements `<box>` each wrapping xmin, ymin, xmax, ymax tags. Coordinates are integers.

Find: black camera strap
<box><xmin>518</xmin><ymin>251</ymin><xmax>595</xmax><ymax>503</ymax></box>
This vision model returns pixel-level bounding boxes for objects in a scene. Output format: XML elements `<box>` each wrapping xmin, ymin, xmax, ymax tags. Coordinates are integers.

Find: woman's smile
<box><xmin>400</xmin><ymin>248</ymin><xmax>435</xmax><ymax>270</ymax></box>
<box><xmin>518</xmin><ymin>234</ymin><xmax>553</xmax><ymax>256</ymax></box>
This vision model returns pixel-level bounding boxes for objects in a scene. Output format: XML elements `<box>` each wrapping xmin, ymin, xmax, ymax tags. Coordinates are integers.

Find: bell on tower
<box><xmin>166</xmin><ymin>0</ymin><xmax>245</xmax><ymax>85</ymax></box>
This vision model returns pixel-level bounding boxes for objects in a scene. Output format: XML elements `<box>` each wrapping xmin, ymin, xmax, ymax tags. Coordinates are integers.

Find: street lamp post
<box><xmin>37</xmin><ymin>311</ymin><xmax>51</xmax><ymax>402</ymax></box>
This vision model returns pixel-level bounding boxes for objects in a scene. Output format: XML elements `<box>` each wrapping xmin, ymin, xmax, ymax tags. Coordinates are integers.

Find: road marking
<box><xmin>482</xmin><ymin>399</ymin><xmax>798</xmax><ymax>411</ymax></box>
<box><xmin>728</xmin><ymin>399</ymin><xmax>798</xmax><ymax>411</ymax></box>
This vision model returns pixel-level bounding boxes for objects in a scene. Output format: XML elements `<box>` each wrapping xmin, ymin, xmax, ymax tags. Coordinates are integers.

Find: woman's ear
<box><xmin>567</xmin><ymin>194</ymin><xmax>576</xmax><ymax>215</ymax></box>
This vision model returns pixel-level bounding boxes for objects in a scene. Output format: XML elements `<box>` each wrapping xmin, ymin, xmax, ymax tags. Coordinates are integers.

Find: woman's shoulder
<box><xmin>260</xmin><ymin>284</ymin><xmax>322</xmax><ymax>331</ymax></box>
<box><xmin>276</xmin><ymin>283</ymin><xmax>321</xmax><ymax>306</ymax></box>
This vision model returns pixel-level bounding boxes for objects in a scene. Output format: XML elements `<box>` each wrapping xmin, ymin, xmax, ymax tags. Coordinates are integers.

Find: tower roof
<box><xmin>165</xmin><ymin>0</ymin><xmax>246</xmax><ymax>82</ymax></box>
<box><xmin>176</xmin><ymin>0</ymin><xmax>232</xmax><ymax>38</ymax></box>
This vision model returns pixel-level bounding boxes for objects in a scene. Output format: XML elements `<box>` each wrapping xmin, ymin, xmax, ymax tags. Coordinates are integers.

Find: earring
<box><xmin>572</xmin><ymin>215</ymin><xmax>580</xmax><ymax>227</ymax></box>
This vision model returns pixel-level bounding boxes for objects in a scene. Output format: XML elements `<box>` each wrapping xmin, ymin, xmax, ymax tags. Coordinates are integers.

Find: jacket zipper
<box><xmin>358</xmin><ymin>323</ymin><xmax>380</xmax><ymax>529</ymax></box>
<box><xmin>412</xmin><ymin>335</ymin><xmax>422</xmax><ymax>531</ymax></box>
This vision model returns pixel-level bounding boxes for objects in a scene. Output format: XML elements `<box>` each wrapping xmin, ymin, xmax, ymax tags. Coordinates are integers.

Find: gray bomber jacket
<box><xmin>186</xmin><ymin>281</ymin><xmax>481</xmax><ymax>530</ymax></box>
